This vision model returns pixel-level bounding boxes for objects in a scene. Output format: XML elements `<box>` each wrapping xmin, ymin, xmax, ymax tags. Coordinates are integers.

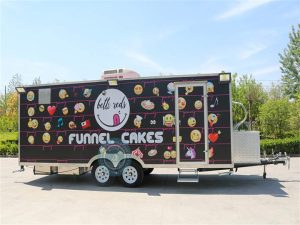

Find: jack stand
<box><xmin>13</xmin><ymin>165</ymin><xmax>24</xmax><ymax>173</ymax></box>
<box><xmin>263</xmin><ymin>165</ymin><xmax>267</xmax><ymax>179</ymax></box>
<box><xmin>219</xmin><ymin>168</ymin><xmax>234</xmax><ymax>176</ymax></box>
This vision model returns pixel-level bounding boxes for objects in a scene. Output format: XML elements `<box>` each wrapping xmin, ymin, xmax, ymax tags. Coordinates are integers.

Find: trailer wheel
<box><xmin>143</xmin><ymin>168</ymin><xmax>154</xmax><ymax>175</ymax></box>
<box><xmin>92</xmin><ymin>161</ymin><xmax>115</xmax><ymax>186</ymax></box>
<box><xmin>120</xmin><ymin>161</ymin><xmax>144</xmax><ymax>187</ymax></box>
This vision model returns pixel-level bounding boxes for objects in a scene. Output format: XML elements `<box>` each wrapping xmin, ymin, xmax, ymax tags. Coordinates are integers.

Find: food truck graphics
<box><xmin>16</xmin><ymin>71</ymin><xmax>289</xmax><ymax>187</ymax></box>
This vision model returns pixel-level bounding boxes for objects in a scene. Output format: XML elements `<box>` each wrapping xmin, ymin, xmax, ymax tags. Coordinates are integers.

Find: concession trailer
<box><xmin>16</xmin><ymin>69</ymin><xmax>290</xmax><ymax>187</ymax></box>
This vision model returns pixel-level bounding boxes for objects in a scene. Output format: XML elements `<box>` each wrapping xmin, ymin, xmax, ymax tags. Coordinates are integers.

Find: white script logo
<box><xmin>94</xmin><ymin>89</ymin><xmax>130</xmax><ymax>131</ymax></box>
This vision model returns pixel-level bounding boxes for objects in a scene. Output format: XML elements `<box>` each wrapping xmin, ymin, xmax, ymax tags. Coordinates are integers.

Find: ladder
<box><xmin>177</xmin><ymin>168</ymin><xmax>199</xmax><ymax>183</ymax></box>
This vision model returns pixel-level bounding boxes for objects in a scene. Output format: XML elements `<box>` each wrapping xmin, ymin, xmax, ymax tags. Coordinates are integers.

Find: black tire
<box><xmin>91</xmin><ymin>160</ymin><xmax>115</xmax><ymax>186</ymax></box>
<box><xmin>119</xmin><ymin>161</ymin><xmax>144</xmax><ymax>187</ymax></box>
<box><xmin>143</xmin><ymin>168</ymin><xmax>154</xmax><ymax>175</ymax></box>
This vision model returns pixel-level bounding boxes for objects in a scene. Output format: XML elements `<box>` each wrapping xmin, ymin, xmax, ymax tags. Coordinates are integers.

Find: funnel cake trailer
<box><xmin>16</xmin><ymin>71</ymin><xmax>289</xmax><ymax>187</ymax></box>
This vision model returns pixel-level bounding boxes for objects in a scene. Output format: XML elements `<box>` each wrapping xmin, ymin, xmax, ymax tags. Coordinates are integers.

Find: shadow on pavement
<box><xmin>22</xmin><ymin>173</ymin><xmax>291</xmax><ymax>197</ymax></box>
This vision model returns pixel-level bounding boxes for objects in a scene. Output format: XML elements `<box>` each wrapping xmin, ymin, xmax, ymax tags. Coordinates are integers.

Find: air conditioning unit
<box><xmin>101</xmin><ymin>68</ymin><xmax>140</xmax><ymax>80</ymax></box>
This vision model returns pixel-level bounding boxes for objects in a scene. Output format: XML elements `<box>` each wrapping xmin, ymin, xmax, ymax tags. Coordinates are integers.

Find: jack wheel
<box><xmin>263</xmin><ymin>172</ymin><xmax>267</xmax><ymax>179</ymax></box>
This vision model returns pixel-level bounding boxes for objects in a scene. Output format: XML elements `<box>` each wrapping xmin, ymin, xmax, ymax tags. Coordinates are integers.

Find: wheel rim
<box><xmin>95</xmin><ymin>165</ymin><xmax>110</xmax><ymax>183</ymax></box>
<box><xmin>122</xmin><ymin>166</ymin><xmax>138</xmax><ymax>184</ymax></box>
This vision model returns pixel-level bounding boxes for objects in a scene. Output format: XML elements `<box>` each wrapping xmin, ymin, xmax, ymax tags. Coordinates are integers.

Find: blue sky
<box><xmin>0</xmin><ymin>0</ymin><xmax>299</xmax><ymax>93</ymax></box>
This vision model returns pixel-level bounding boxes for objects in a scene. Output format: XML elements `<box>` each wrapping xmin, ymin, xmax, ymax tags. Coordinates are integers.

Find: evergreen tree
<box><xmin>279</xmin><ymin>24</ymin><xmax>300</xmax><ymax>99</ymax></box>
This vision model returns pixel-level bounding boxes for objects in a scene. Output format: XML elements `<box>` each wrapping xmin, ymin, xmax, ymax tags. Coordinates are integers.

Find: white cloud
<box><xmin>215</xmin><ymin>0</ymin><xmax>274</xmax><ymax>20</ymax></box>
<box><xmin>239</xmin><ymin>43</ymin><xmax>268</xmax><ymax>59</ymax></box>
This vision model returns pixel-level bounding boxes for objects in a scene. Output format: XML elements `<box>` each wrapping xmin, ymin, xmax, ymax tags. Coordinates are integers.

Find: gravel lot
<box><xmin>1</xmin><ymin>158</ymin><xmax>299</xmax><ymax>225</ymax></box>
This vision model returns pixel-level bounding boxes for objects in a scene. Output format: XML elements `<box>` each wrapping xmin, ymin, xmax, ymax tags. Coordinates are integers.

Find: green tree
<box><xmin>231</xmin><ymin>73</ymin><xmax>246</xmax><ymax>128</ymax></box>
<box><xmin>268</xmin><ymin>82</ymin><xmax>283</xmax><ymax>100</ymax></box>
<box><xmin>259</xmin><ymin>99</ymin><xmax>291</xmax><ymax>139</ymax></box>
<box><xmin>236</xmin><ymin>75</ymin><xmax>267</xmax><ymax>130</ymax></box>
<box><xmin>279</xmin><ymin>24</ymin><xmax>300</xmax><ymax>99</ymax></box>
<box><xmin>289</xmin><ymin>93</ymin><xmax>300</xmax><ymax>136</ymax></box>
<box><xmin>7</xmin><ymin>74</ymin><xmax>22</xmax><ymax>93</ymax></box>
<box><xmin>32</xmin><ymin>76</ymin><xmax>41</xmax><ymax>85</ymax></box>
<box><xmin>0</xmin><ymin>74</ymin><xmax>22</xmax><ymax>131</ymax></box>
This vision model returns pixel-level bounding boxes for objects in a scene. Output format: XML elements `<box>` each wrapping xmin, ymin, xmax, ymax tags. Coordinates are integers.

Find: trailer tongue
<box><xmin>16</xmin><ymin>70</ymin><xmax>290</xmax><ymax>187</ymax></box>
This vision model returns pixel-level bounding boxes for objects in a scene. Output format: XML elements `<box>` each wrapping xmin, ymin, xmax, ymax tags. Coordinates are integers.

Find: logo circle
<box><xmin>94</xmin><ymin>89</ymin><xmax>130</xmax><ymax>131</ymax></box>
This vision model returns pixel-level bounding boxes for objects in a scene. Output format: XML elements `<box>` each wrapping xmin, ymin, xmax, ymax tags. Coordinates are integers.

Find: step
<box><xmin>177</xmin><ymin>168</ymin><xmax>199</xmax><ymax>183</ymax></box>
<box><xmin>177</xmin><ymin>177</ymin><xmax>199</xmax><ymax>183</ymax></box>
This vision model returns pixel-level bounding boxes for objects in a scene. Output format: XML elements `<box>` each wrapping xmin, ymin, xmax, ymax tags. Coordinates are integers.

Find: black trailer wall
<box><xmin>19</xmin><ymin>75</ymin><xmax>232</xmax><ymax>165</ymax></box>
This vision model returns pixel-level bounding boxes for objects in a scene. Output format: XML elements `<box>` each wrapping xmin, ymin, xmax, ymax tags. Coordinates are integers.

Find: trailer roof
<box><xmin>16</xmin><ymin>72</ymin><xmax>223</xmax><ymax>89</ymax></box>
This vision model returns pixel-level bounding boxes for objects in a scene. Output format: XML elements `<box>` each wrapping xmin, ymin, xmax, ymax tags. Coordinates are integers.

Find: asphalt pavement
<box><xmin>0</xmin><ymin>158</ymin><xmax>299</xmax><ymax>225</ymax></box>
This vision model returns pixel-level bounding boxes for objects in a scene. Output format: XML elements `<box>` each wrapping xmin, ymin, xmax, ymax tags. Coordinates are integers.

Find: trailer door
<box><xmin>175</xmin><ymin>82</ymin><xmax>208</xmax><ymax>165</ymax></box>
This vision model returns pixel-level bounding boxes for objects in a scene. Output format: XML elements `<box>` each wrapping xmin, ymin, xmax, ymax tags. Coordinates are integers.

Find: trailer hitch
<box><xmin>13</xmin><ymin>165</ymin><xmax>24</xmax><ymax>173</ymax></box>
<box><xmin>261</xmin><ymin>151</ymin><xmax>290</xmax><ymax>179</ymax></box>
